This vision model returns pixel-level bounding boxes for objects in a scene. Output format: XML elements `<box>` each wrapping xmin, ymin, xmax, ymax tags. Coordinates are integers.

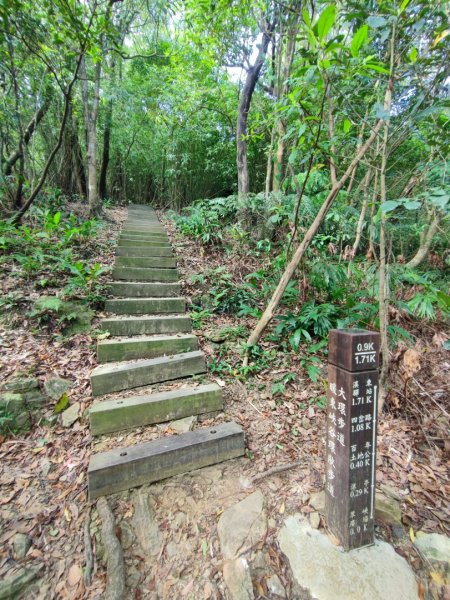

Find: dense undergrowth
<box><xmin>1</xmin><ymin>193</ymin><xmax>111</xmax><ymax>335</ymax></box>
<box><xmin>170</xmin><ymin>191</ymin><xmax>449</xmax><ymax>391</ymax></box>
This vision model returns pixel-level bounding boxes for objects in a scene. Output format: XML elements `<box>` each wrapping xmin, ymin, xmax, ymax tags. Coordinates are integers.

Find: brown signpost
<box><xmin>325</xmin><ymin>328</ymin><xmax>380</xmax><ymax>551</ymax></box>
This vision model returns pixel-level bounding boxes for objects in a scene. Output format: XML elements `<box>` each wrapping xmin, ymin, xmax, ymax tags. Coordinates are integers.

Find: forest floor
<box><xmin>0</xmin><ymin>202</ymin><xmax>449</xmax><ymax>599</ymax></box>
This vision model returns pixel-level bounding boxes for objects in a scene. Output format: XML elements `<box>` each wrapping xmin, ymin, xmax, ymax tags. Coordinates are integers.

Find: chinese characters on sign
<box><xmin>325</xmin><ymin>329</ymin><xmax>380</xmax><ymax>550</ymax></box>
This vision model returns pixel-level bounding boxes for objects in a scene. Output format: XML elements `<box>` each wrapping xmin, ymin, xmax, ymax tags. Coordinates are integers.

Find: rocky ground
<box><xmin>0</xmin><ymin>204</ymin><xmax>449</xmax><ymax>599</ymax></box>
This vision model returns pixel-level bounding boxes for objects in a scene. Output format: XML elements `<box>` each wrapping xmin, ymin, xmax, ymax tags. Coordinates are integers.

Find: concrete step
<box><xmin>116</xmin><ymin>246</ymin><xmax>173</xmax><ymax>257</ymax></box>
<box><xmin>115</xmin><ymin>256</ymin><xmax>177</xmax><ymax>269</ymax></box>
<box><xmin>100</xmin><ymin>315</ymin><xmax>192</xmax><ymax>336</ymax></box>
<box><xmin>90</xmin><ymin>350</ymin><xmax>206</xmax><ymax>396</ymax></box>
<box><xmin>108</xmin><ymin>282</ymin><xmax>180</xmax><ymax>298</ymax></box>
<box><xmin>88</xmin><ymin>421</ymin><xmax>244</xmax><ymax>499</ymax></box>
<box><xmin>97</xmin><ymin>333</ymin><xmax>198</xmax><ymax>363</ymax></box>
<box><xmin>119</xmin><ymin>238</ymin><xmax>171</xmax><ymax>248</ymax></box>
<box><xmin>112</xmin><ymin>267</ymin><xmax>178</xmax><ymax>282</ymax></box>
<box><xmin>105</xmin><ymin>297</ymin><xmax>185</xmax><ymax>314</ymax></box>
<box><xmin>89</xmin><ymin>383</ymin><xmax>223</xmax><ymax>436</ymax></box>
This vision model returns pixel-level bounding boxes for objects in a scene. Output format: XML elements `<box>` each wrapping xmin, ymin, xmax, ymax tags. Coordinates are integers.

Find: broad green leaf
<box><xmin>367</xmin><ymin>16</ymin><xmax>387</xmax><ymax>28</ymax></box>
<box><xmin>381</xmin><ymin>200</ymin><xmax>399</xmax><ymax>213</ymax></box>
<box><xmin>317</xmin><ymin>5</ymin><xmax>336</xmax><ymax>42</ymax></box>
<box><xmin>404</xmin><ymin>201</ymin><xmax>421</xmax><ymax>210</ymax></box>
<box><xmin>436</xmin><ymin>292</ymin><xmax>450</xmax><ymax>310</ymax></box>
<box><xmin>364</xmin><ymin>62</ymin><xmax>390</xmax><ymax>74</ymax></box>
<box><xmin>302</xmin><ymin>8</ymin><xmax>311</xmax><ymax>27</ymax></box>
<box><xmin>343</xmin><ymin>119</ymin><xmax>352</xmax><ymax>133</ymax></box>
<box><xmin>409</xmin><ymin>47</ymin><xmax>418</xmax><ymax>63</ymax></box>
<box><xmin>351</xmin><ymin>25</ymin><xmax>368</xmax><ymax>57</ymax></box>
<box><xmin>398</xmin><ymin>0</ymin><xmax>411</xmax><ymax>14</ymax></box>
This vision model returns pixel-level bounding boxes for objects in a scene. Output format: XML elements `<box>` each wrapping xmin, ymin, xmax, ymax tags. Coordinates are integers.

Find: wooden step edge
<box><xmin>89</xmin><ymin>383</ymin><xmax>223</xmax><ymax>436</ymax></box>
<box><xmin>88</xmin><ymin>421</ymin><xmax>245</xmax><ymax>500</ymax></box>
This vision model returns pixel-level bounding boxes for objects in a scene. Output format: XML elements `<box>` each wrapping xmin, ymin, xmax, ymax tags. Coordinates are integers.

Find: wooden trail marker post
<box><xmin>325</xmin><ymin>328</ymin><xmax>380</xmax><ymax>551</ymax></box>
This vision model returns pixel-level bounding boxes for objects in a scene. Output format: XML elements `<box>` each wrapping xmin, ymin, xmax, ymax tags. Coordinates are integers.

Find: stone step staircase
<box><xmin>87</xmin><ymin>205</ymin><xmax>245</xmax><ymax>500</ymax></box>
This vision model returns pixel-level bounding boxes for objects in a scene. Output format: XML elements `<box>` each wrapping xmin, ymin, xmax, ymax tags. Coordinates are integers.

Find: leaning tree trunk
<box><xmin>237</xmin><ymin>19</ymin><xmax>275</xmax><ymax>197</ymax></box>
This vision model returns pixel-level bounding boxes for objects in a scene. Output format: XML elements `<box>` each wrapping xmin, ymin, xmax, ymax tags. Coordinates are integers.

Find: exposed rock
<box><xmin>13</xmin><ymin>533</ymin><xmax>32</xmax><ymax>559</ymax></box>
<box><xmin>223</xmin><ymin>558</ymin><xmax>254</xmax><ymax>600</ymax></box>
<box><xmin>119</xmin><ymin>521</ymin><xmax>134</xmax><ymax>550</ymax></box>
<box><xmin>309</xmin><ymin>512</ymin><xmax>321</xmax><ymax>529</ymax></box>
<box><xmin>218</xmin><ymin>491</ymin><xmax>267</xmax><ymax>560</ymax></box>
<box><xmin>170</xmin><ymin>415</ymin><xmax>196</xmax><ymax>433</ymax></box>
<box><xmin>278</xmin><ymin>515</ymin><xmax>418</xmax><ymax>600</ymax></box>
<box><xmin>266</xmin><ymin>574</ymin><xmax>286</xmax><ymax>598</ymax></box>
<box><xmin>414</xmin><ymin>532</ymin><xmax>450</xmax><ymax>567</ymax></box>
<box><xmin>0</xmin><ymin>393</ymin><xmax>30</xmax><ymax>429</ymax></box>
<box><xmin>166</xmin><ymin>541</ymin><xmax>178</xmax><ymax>558</ymax></box>
<box><xmin>132</xmin><ymin>491</ymin><xmax>162</xmax><ymax>557</ymax></box>
<box><xmin>1</xmin><ymin>377</ymin><xmax>38</xmax><ymax>394</ymax></box>
<box><xmin>0</xmin><ymin>564</ymin><xmax>43</xmax><ymax>600</ymax></box>
<box><xmin>44</xmin><ymin>378</ymin><xmax>71</xmax><ymax>401</ymax></box>
<box><xmin>61</xmin><ymin>402</ymin><xmax>80</xmax><ymax>428</ymax></box>
<box><xmin>309</xmin><ymin>490</ymin><xmax>325</xmax><ymax>513</ymax></box>
<box><xmin>375</xmin><ymin>491</ymin><xmax>402</xmax><ymax>526</ymax></box>
<box><xmin>205</xmin><ymin>329</ymin><xmax>228</xmax><ymax>343</ymax></box>
<box><xmin>251</xmin><ymin>550</ymin><xmax>267</xmax><ymax>575</ymax></box>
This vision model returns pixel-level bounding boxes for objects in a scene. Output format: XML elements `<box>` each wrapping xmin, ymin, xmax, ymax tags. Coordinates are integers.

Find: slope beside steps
<box><xmin>87</xmin><ymin>205</ymin><xmax>245</xmax><ymax>500</ymax></box>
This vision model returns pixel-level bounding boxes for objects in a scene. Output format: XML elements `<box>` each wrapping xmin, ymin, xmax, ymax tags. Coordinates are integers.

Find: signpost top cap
<box><xmin>328</xmin><ymin>328</ymin><xmax>380</xmax><ymax>372</ymax></box>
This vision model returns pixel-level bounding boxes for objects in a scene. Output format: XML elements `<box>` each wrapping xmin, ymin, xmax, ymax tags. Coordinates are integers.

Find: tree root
<box><xmin>251</xmin><ymin>460</ymin><xmax>306</xmax><ymax>484</ymax></box>
<box><xmin>84</xmin><ymin>506</ymin><xmax>94</xmax><ymax>587</ymax></box>
<box><xmin>97</xmin><ymin>498</ymin><xmax>125</xmax><ymax>600</ymax></box>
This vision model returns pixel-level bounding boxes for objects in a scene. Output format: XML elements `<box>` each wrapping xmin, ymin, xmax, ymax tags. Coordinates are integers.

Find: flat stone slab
<box><xmin>108</xmin><ymin>282</ymin><xmax>180</xmax><ymax>298</ymax></box>
<box><xmin>97</xmin><ymin>333</ymin><xmax>198</xmax><ymax>363</ymax></box>
<box><xmin>112</xmin><ymin>267</ymin><xmax>178</xmax><ymax>282</ymax></box>
<box><xmin>90</xmin><ymin>350</ymin><xmax>206</xmax><ymax>396</ymax></box>
<box><xmin>119</xmin><ymin>238</ymin><xmax>171</xmax><ymax>248</ymax></box>
<box><xmin>105</xmin><ymin>297</ymin><xmax>185</xmax><ymax>315</ymax></box>
<box><xmin>90</xmin><ymin>383</ymin><xmax>223</xmax><ymax>435</ymax></box>
<box><xmin>218</xmin><ymin>490</ymin><xmax>267</xmax><ymax>559</ymax></box>
<box><xmin>413</xmin><ymin>532</ymin><xmax>450</xmax><ymax>566</ymax></box>
<box><xmin>100</xmin><ymin>315</ymin><xmax>191</xmax><ymax>336</ymax></box>
<box><xmin>116</xmin><ymin>246</ymin><xmax>173</xmax><ymax>257</ymax></box>
<box><xmin>88</xmin><ymin>421</ymin><xmax>245</xmax><ymax>499</ymax></box>
<box><xmin>278</xmin><ymin>516</ymin><xmax>419</xmax><ymax>600</ymax></box>
<box><xmin>115</xmin><ymin>256</ymin><xmax>177</xmax><ymax>269</ymax></box>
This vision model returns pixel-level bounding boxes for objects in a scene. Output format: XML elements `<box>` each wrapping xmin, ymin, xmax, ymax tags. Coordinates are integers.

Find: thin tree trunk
<box><xmin>350</xmin><ymin>167</ymin><xmax>372</xmax><ymax>259</ymax></box>
<box><xmin>99</xmin><ymin>57</ymin><xmax>116</xmax><ymax>199</ymax></box>
<box><xmin>405</xmin><ymin>214</ymin><xmax>440</xmax><ymax>268</ymax></box>
<box><xmin>243</xmin><ymin>117</ymin><xmax>385</xmax><ymax>363</ymax></box>
<box><xmin>13</xmin><ymin>53</ymin><xmax>85</xmax><ymax>222</ymax></box>
<box><xmin>265</xmin><ymin>125</ymin><xmax>276</xmax><ymax>196</ymax></box>
<box><xmin>3</xmin><ymin>101</ymin><xmax>50</xmax><ymax>177</ymax></box>
<box><xmin>80</xmin><ymin>57</ymin><xmax>102</xmax><ymax>216</ymax></box>
<box><xmin>378</xmin><ymin>25</ymin><xmax>396</xmax><ymax>414</ymax></box>
<box><xmin>327</xmin><ymin>87</ymin><xmax>338</xmax><ymax>187</ymax></box>
<box><xmin>237</xmin><ymin>18</ymin><xmax>275</xmax><ymax>197</ymax></box>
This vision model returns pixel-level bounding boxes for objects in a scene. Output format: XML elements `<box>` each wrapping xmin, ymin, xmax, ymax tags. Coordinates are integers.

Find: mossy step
<box><xmin>105</xmin><ymin>297</ymin><xmax>185</xmax><ymax>314</ymax></box>
<box><xmin>120</xmin><ymin>231</ymin><xmax>167</xmax><ymax>239</ymax></box>
<box><xmin>89</xmin><ymin>383</ymin><xmax>223</xmax><ymax>436</ymax></box>
<box><xmin>97</xmin><ymin>333</ymin><xmax>198</xmax><ymax>363</ymax></box>
<box><xmin>115</xmin><ymin>256</ymin><xmax>177</xmax><ymax>269</ymax></box>
<box><xmin>108</xmin><ymin>282</ymin><xmax>180</xmax><ymax>298</ymax></box>
<box><xmin>100</xmin><ymin>315</ymin><xmax>192</xmax><ymax>336</ymax></box>
<box><xmin>119</xmin><ymin>238</ymin><xmax>171</xmax><ymax>248</ymax></box>
<box><xmin>112</xmin><ymin>267</ymin><xmax>178</xmax><ymax>282</ymax></box>
<box><xmin>88</xmin><ymin>421</ymin><xmax>244</xmax><ymax>499</ymax></box>
<box><xmin>123</xmin><ymin>229</ymin><xmax>162</xmax><ymax>233</ymax></box>
<box><xmin>90</xmin><ymin>350</ymin><xmax>206</xmax><ymax>396</ymax></box>
<box><xmin>116</xmin><ymin>246</ymin><xmax>173</xmax><ymax>257</ymax></box>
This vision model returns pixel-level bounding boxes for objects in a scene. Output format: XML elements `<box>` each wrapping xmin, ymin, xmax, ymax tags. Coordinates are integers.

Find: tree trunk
<box><xmin>237</xmin><ymin>19</ymin><xmax>274</xmax><ymax>197</ymax></box>
<box><xmin>3</xmin><ymin>100</ymin><xmax>50</xmax><ymax>177</ymax></box>
<box><xmin>99</xmin><ymin>57</ymin><xmax>117</xmax><ymax>200</ymax></box>
<box><xmin>406</xmin><ymin>214</ymin><xmax>440</xmax><ymax>268</ymax></box>
<box><xmin>80</xmin><ymin>57</ymin><xmax>102</xmax><ymax>216</ymax></box>
<box><xmin>265</xmin><ymin>125</ymin><xmax>276</xmax><ymax>196</ymax></box>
